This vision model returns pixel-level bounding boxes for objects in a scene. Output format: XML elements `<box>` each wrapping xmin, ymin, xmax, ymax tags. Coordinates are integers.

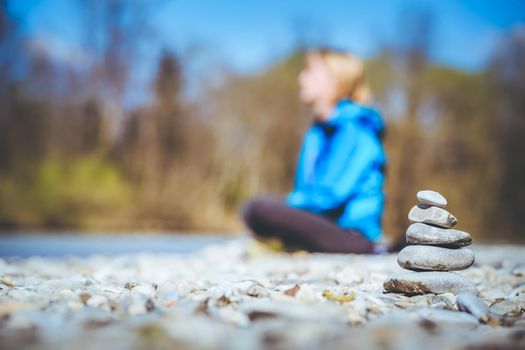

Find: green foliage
<box><xmin>221</xmin><ymin>175</ymin><xmax>249</xmax><ymax>212</ymax></box>
<box><xmin>0</xmin><ymin>156</ymin><xmax>131</xmax><ymax>228</ymax></box>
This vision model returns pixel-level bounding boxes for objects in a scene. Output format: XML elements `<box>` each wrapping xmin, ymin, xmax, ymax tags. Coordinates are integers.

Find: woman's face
<box><xmin>298</xmin><ymin>54</ymin><xmax>338</xmax><ymax>106</ymax></box>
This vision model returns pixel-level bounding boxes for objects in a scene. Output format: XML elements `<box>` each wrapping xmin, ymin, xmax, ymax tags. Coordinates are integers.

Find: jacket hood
<box><xmin>325</xmin><ymin>99</ymin><xmax>384</xmax><ymax>135</ymax></box>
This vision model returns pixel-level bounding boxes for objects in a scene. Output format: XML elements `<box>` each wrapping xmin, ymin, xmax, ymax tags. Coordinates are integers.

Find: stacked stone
<box><xmin>384</xmin><ymin>190</ymin><xmax>477</xmax><ymax>295</ymax></box>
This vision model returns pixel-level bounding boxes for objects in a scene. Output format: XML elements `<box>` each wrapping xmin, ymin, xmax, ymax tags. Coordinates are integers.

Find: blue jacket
<box><xmin>285</xmin><ymin>99</ymin><xmax>386</xmax><ymax>242</ymax></box>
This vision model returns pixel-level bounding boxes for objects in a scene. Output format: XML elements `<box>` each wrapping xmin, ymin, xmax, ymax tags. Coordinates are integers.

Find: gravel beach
<box><xmin>1</xmin><ymin>238</ymin><xmax>524</xmax><ymax>350</ymax></box>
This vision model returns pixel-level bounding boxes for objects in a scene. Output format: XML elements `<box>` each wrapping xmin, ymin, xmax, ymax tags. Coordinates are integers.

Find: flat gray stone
<box><xmin>397</xmin><ymin>246</ymin><xmax>474</xmax><ymax>271</ymax></box>
<box><xmin>417</xmin><ymin>190</ymin><xmax>447</xmax><ymax>208</ymax></box>
<box><xmin>408</xmin><ymin>205</ymin><xmax>458</xmax><ymax>228</ymax></box>
<box><xmin>383</xmin><ymin>271</ymin><xmax>477</xmax><ymax>295</ymax></box>
<box><xmin>406</xmin><ymin>223</ymin><xmax>472</xmax><ymax>247</ymax></box>
<box><xmin>456</xmin><ymin>292</ymin><xmax>490</xmax><ymax>323</ymax></box>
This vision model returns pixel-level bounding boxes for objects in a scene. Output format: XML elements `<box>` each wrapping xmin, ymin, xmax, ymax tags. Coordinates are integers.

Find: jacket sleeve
<box><xmin>289</xmin><ymin>126</ymin><xmax>321</xmax><ymax>191</ymax></box>
<box><xmin>286</xmin><ymin>123</ymin><xmax>380</xmax><ymax>213</ymax></box>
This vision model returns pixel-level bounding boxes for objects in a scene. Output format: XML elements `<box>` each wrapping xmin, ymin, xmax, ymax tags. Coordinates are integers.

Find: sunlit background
<box><xmin>1</xmin><ymin>0</ymin><xmax>524</xmax><ymax>242</ymax></box>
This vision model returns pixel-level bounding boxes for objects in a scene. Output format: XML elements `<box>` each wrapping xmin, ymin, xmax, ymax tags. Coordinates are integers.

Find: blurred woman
<box><xmin>241</xmin><ymin>48</ymin><xmax>386</xmax><ymax>254</ymax></box>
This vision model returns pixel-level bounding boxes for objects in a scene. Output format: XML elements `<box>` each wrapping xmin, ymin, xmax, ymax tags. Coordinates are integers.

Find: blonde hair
<box><xmin>310</xmin><ymin>48</ymin><xmax>371</xmax><ymax>105</ymax></box>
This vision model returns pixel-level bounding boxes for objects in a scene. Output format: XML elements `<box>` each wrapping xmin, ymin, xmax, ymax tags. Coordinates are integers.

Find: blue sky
<box><xmin>8</xmin><ymin>0</ymin><xmax>525</xmax><ymax>104</ymax></box>
<box><xmin>10</xmin><ymin>0</ymin><xmax>525</xmax><ymax>71</ymax></box>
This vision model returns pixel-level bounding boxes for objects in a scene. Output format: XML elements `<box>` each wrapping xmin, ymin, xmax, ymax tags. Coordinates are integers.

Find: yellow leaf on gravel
<box><xmin>322</xmin><ymin>290</ymin><xmax>356</xmax><ymax>303</ymax></box>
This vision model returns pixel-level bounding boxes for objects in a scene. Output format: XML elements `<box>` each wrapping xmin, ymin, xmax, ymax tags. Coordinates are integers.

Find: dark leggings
<box><xmin>240</xmin><ymin>196</ymin><xmax>374</xmax><ymax>254</ymax></box>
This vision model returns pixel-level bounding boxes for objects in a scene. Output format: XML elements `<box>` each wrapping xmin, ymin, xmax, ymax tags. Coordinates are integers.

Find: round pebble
<box><xmin>408</xmin><ymin>205</ymin><xmax>458</xmax><ymax>228</ymax></box>
<box><xmin>456</xmin><ymin>292</ymin><xmax>490</xmax><ymax>323</ymax></box>
<box><xmin>397</xmin><ymin>246</ymin><xmax>475</xmax><ymax>271</ymax></box>
<box><xmin>406</xmin><ymin>223</ymin><xmax>472</xmax><ymax>247</ymax></box>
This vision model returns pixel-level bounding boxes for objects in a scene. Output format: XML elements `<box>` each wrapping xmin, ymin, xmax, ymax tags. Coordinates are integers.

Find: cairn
<box><xmin>384</xmin><ymin>190</ymin><xmax>477</xmax><ymax>295</ymax></box>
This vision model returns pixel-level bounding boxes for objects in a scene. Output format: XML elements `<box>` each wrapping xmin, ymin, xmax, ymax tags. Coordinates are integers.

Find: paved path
<box><xmin>0</xmin><ymin>233</ymin><xmax>233</xmax><ymax>257</ymax></box>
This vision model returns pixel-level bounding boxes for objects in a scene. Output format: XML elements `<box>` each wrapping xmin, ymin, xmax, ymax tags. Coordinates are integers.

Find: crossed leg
<box><xmin>240</xmin><ymin>196</ymin><xmax>374</xmax><ymax>254</ymax></box>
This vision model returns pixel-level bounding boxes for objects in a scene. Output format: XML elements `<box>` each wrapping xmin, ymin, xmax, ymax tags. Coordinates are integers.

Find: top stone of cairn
<box><xmin>417</xmin><ymin>190</ymin><xmax>447</xmax><ymax>208</ymax></box>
